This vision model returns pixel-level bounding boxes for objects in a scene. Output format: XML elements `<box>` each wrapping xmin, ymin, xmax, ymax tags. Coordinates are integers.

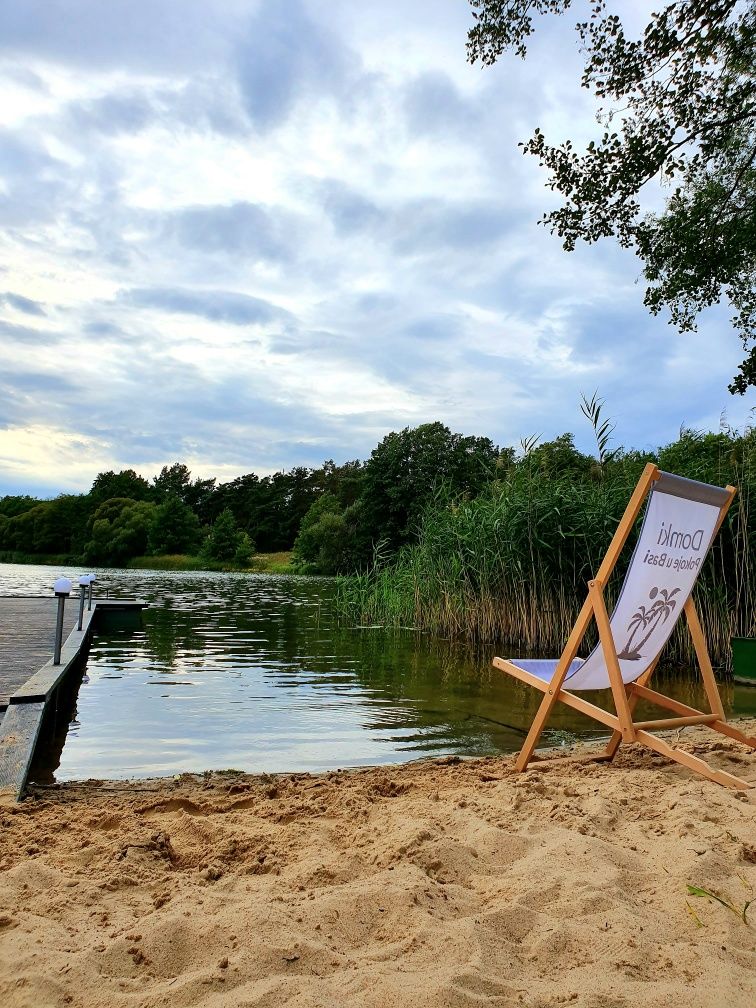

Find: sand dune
<box><xmin>1</xmin><ymin>722</ymin><xmax>755</xmax><ymax>1007</ymax></box>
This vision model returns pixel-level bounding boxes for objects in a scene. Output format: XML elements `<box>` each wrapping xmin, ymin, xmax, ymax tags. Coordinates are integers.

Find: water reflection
<box><xmin>1</xmin><ymin>563</ymin><xmax>754</xmax><ymax>781</ymax></box>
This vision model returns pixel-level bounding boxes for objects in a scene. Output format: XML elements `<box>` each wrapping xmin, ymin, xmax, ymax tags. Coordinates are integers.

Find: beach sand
<box><xmin>1</xmin><ymin>721</ymin><xmax>755</xmax><ymax>1008</ymax></box>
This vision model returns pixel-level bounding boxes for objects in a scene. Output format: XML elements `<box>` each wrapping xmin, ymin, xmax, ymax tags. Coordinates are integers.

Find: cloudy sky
<box><xmin>0</xmin><ymin>0</ymin><xmax>752</xmax><ymax>497</ymax></box>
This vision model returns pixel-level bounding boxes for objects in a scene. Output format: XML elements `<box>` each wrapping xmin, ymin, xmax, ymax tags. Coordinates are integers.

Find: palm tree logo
<box><xmin>617</xmin><ymin>587</ymin><xmax>680</xmax><ymax>661</ymax></box>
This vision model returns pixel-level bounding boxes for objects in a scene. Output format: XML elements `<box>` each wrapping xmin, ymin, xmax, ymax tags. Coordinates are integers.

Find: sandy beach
<box><xmin>1</xmin><ymin>722</ymin><xmax>755</xmax><ymax>1008</ymax></box>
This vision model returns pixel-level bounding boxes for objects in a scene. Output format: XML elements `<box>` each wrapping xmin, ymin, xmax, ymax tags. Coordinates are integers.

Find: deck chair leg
<box><xmin>636</xmin><ymin>730</ymin><xmax>752</xmax><ymax>789</ymax></box>
<box><xmin>603</xmin><ymin>661</ymin><xmax>659</xmax><ymax>761</ymax></box>
<box><xmin>513</xmin><ymin>596</ymin><xmax>596</xmax><ymax>772</ymax></box>
<box><xmin>710</xmin><ymin>719</ymin><xmax>756</xmax><ymax>750</ymax></box>
<box><xmin>515</xmin><ymin>689</ymin><xmax>560</xmax><ymax>772</ymax></box>
<box><xmin>684</xmin><ymin>597</ymin><xmax>726</xmax><ymax>720</ymax></box>
<box><xmin>590</xmin><ymin>581</ymin><xmax>636</xmax><ymax>744</ymax></box>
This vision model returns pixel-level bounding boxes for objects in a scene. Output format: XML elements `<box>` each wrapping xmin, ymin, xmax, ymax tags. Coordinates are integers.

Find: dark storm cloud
<box><xmin>0</xmin><ymin>321</ymin><xmax>59</xmax><ymax>345</ymax></box>
<box><xmin>236</xmin><ymin>0</ymin><xmax>360</xmax><ymax>133</ymax></box>
<box><xmin>391</xmin><ymin>198</ymin><xmax>520</xmax><ymax>255</ymax></box>
<box><xmin>0</xmin><ymin>0</ymin><xmax>230</xmax><ymax>72</ymax></box>
<box><xmin>164</xmin><ymin>202</ymin><xmax>296</xmax><ymax>263</ymax></box>
<box><xmin>0</xmin><ymin>129</ymin><xmax>72</xmax><ymax>227</ymax></box>
<box><xmin>315</xmin><ymin>179</ymin><xmax>383</xmax><ymax>236</ymax></box>
<box><xmin>2</xmin><ymin>293</ymin><xmax>46</xmax><ymax>316</ymax></box>
<box><xmin>120</xmin><ymin>287</ymin><xmax>291</xmax><ymax>326</ymax></box>
<box><xmin>403</xmin><ymin>71</ymin><xmax>481</xmax><ymax>137</ymax></box>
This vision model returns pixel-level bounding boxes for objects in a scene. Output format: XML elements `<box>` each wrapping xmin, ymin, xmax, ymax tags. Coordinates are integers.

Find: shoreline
<box><xmin>22</xmin><ymin>713</ymin><xmax>756</xmax><ymax>793</ymax></box>
<box><xmin>1</xmin><ymin>720</ymin><xmax>754</xmax><ymax>1007</ymax></box>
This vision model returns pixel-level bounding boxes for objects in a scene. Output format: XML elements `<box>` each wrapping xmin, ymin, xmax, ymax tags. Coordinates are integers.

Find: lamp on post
<box><xmin>53</xmin><ymin>577</ymin><xmax>72</xmax><ymax>666</ymax></box>
<box><xmin>86</xmin><ymin>574</ymin><xmax>96</xmax><ymax>611</ymax></box>
<box><xmin>77</xmin><ymin>575</ymin><xmax>89</xmax><ymax>631</ymax></box>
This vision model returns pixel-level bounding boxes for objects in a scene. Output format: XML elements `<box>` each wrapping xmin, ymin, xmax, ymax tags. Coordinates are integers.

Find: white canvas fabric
<box><xmin>511</xmin><ymin>659</ymin><xmax>584</xmax><ymax>682</ymax></box>
<box><xmin>511</xmin><ymin>474</ymin><xmax>729</xmax><ymax>691</ymax></box>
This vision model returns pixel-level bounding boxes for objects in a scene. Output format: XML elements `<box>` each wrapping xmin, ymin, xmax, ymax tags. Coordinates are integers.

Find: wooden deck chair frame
<box><xmin>494</xmin><ymin>463</ymin><xmax>756</xmax><ymax>789</ymax></box>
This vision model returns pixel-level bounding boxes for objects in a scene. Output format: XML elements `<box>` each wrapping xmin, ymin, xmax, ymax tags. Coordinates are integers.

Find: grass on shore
<box><xmin>0</xmin><ymin>550</ymin><xmax>296</xmax><ymax>574</ymax></box>
<box><xmin>127</xmin><ymin>551</ymin><xmax>295</xmax><ymax>575</ymax></box>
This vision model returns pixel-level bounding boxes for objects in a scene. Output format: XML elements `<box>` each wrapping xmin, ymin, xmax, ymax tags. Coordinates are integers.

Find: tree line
<box><xmin>1</xmin><ymin>419</ymin><xmax>753</xmax><ymax>588</ymax></box>
<box><xmin>0</xmin><ymin>422</ymin><xmax>499</xmax><ymax>569</ymax></box>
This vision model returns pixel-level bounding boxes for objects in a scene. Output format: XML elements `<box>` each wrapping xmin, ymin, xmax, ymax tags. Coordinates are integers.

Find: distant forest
<box><xmin>0</xmin><ymin>422</ymin><xmax>499</xmax><ymax>571</ymax></box>
<box><xmin>0</xmin><ymin>421</ymin><xmax>754</xmax><ymax>593</ymax></box>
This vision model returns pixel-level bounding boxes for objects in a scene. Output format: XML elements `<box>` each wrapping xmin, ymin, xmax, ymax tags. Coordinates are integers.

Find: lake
<box><xmin>1</xmin><ymin>563</ymin><xmax>754</xmax><ymax>780</ymax></box>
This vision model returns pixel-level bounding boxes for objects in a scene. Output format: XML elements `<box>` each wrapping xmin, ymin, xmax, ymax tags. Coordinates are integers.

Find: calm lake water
<box><xmin>1</xmin><ymin>563</ymin><xmax>754</xmax><ymax>781</ymax></box>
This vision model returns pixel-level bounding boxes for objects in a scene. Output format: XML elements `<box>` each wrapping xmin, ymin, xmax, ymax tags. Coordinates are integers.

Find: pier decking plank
<box><xmin>0</xmin><ymin>701</ymin><xmax>45</xmax><ymax>798</ymax></box>
<box><xmin>0</xmin><ymin>598</ymin><xmax>79</xmax><ymax>707</ymax></box>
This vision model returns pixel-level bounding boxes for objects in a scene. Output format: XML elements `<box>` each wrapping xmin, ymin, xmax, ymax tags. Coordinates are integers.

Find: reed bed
<box><xmin>339</xmin><ymin>436</ymin><xmax>756</xmax><ymax>670</ymax></box>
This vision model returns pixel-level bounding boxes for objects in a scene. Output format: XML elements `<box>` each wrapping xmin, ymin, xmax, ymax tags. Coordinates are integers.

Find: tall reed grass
<box><xmin>338</xmin><ymin>430</ymin><xmax>756</xmax><ymax>670</ymax></box>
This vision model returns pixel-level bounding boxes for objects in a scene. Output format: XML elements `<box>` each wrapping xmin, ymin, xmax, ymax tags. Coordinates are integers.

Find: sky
<box><xmin>0</xmin><ymin>0</ymin><xmax>753</xmax><ymax>498</ymax></box>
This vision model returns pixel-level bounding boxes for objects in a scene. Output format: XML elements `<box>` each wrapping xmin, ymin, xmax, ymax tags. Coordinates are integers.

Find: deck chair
<box><xmin>494</xmin><ymin>463</ymin><xmax>755</xmax><ymax>789</ymax></box>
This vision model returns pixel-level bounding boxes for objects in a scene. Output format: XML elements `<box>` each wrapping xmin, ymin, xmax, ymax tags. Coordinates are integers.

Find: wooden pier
<box><xmin>0</xmin><ymin>597</ymin><xmax>78</xmax><ymax>709</ymax></box>
<box><xmin>0</xmin><ymin>595</ymin><xmax>146</xmax><ymax>801</ymax></box>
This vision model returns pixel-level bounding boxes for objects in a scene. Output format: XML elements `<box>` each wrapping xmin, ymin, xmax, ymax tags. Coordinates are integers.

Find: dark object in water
<box><xmin>732</xmin><ymin>637</ymin><xmax>756</xmax><ymax>685</ymax></box>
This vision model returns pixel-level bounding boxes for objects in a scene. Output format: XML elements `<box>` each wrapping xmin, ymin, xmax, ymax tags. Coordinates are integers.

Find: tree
<box><xmin>0</xmin><ymin>495</ymin><xmax>39</xmax><ymax>519</ymax></box>
<box><xmin>147</xmin><ymin>495</ymin><xmax>202</xmax><ymax>555</ymax></box>
<box><xmin>233</xmin><ymin>531</ymin><xmax>254</xmax><ymax>566</ymax></box>
<box><xmin>317</xmin><ymin>459</ymin><xmax>365</xmax><ymax>508</ymax></box>
<box><xmin>358</xmin><ymin>422</ymin><xmax>501</xmax><ymax>555</ymax></box>
<box><xmin>291</xmin><ymin>493</ymin><xmax>346</xmax><ymax>572</ymax></box>
<box><xmin>0</xmin><ymin>494</ymin><xmax>89</xmax><ymax>555</ymax></box>
<box><xmin>521</xmin><ymin>433</ymin><xmax>594</xmax><ymax>479</ymax></box>
<box><xmin>32</xmin><ymin>494</ymin><xmax>90</xmax><ymax>555</ymax></box>
<box><xmin>89</xmin><ymin>469</ymin><xmax>153</xmax><ymax>505</ymax></box>
<box><xmin>467</xmin><ymin>1</ymin><xmax>756</xmax><ymax>392</ymax></box>
<box><xmin>293</xmin><ymin>493</ymin><xmax>341</xmax><ymax>561</ymax></box>
<box><xmin>301</xmin><ymin>512</ymin><xmax>357</xmax><ymax>574</ymax></box>
<box><xmin>201</xmin><ymin>508</ymin><xmax>253</xmax><ymax>564</ymax></box>
<box><xmin>153</xmin><ymin>463</ymin><xmax>192</xmax><ymax>501</ymax></box>
<box><xmin>153</xmin><ymin>462</ymin><xmax>216</xmax><ymax>518</ymax></box>
<box><xmin>83</xmin><ymin>497</ymin><xmax>157</xmax><ymax>565</ymax></box>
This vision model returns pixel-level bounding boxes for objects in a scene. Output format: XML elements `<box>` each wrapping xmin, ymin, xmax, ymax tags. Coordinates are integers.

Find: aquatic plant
<box><xmin>338</xmin><ymin>426</ymin><xmax>756</xmax><ymax>669</ymax></box>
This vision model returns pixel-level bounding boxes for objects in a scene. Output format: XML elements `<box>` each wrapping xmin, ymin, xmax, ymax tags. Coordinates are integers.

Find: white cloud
<box><xmin>0</xmin><ymin>0</ymin><xmax>752</xmax><ymax>496</ymax></box>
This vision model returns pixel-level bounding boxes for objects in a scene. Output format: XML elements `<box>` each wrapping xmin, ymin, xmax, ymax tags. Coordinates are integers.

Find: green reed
<box><xmin>338</xmin><ymin>434</ymin><xmax>756</xmax><ymax>670</ymax></box>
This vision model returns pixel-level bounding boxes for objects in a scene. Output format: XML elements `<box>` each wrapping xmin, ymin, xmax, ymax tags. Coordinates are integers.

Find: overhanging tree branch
<box><xmin>468</xmin><ymin>0</ymin><xmax>756</xmax><ymax>392</ymax></box>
